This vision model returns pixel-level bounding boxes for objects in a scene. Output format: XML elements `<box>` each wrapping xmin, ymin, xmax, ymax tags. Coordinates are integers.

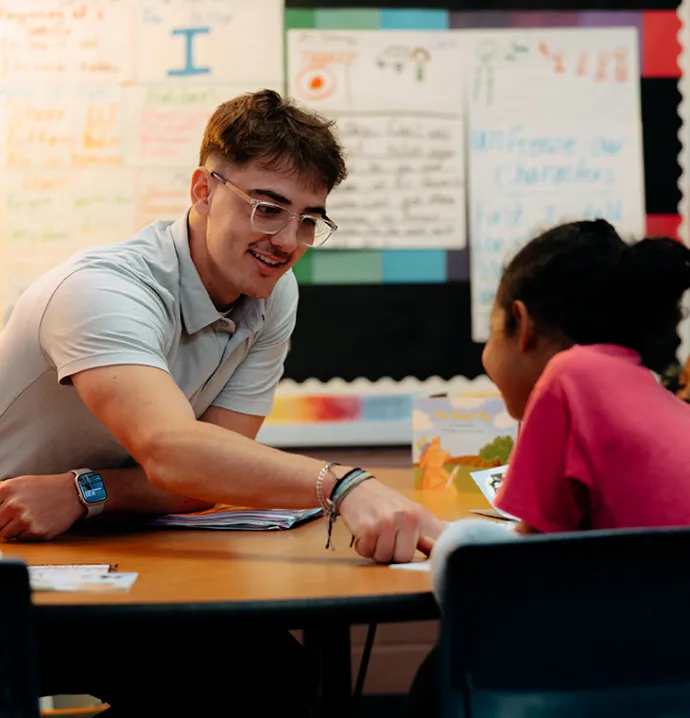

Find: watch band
<box><xmin>71</xmin><ymin>468</ymin><xmax>106</xmax><ymax>519</ymax></box>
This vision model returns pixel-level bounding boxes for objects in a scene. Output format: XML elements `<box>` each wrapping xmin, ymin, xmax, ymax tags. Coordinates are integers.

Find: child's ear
<box><xmin>512</xmin><ymin>300</ymin><xmax>537</xmax><ymax>352</ymax></box>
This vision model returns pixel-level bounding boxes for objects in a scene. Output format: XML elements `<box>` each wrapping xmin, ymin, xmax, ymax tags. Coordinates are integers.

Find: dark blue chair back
<box><xmin>441</xmin><ymin>528</ymin><xmax>690</xmax><ymax>718</ymax></box>
<box><xmin>0</xmin><ymin>560</ymin><xmax>40</xmax><ymax>718</ymax></box>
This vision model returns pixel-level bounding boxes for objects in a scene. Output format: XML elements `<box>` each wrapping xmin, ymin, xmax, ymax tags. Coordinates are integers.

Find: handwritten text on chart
<box><xmin>0</xmin><ymin>4</ymin><xmax>134</xmax><ymax>83</ymax></box>
<box><xmin>4</xmin><ymin>170</ymin><xmax>135</xmax><ymax>245</ymax></box>
<box><xmin>471</xmin><ymin>126</ymin><xmax>626</xmax><ymax>189</ymax></box>
<box><xmin>6</xmin><ymin>97</ymin><xmax>124</xmax><ymax>169</ymax></box>
<box><xmin>130</xmin><ymin>88</ymin><xmax>219</xmax><ymax>166</ymax></box>
<box><xmin>327</xmin><ymin>115</ymin><xmax>465</xmax><ymax>247</ymax></box>
<box><xmin>468</xmin><ymin>117</ymin><xmax>641</xmax><ymax>341</ymax></box>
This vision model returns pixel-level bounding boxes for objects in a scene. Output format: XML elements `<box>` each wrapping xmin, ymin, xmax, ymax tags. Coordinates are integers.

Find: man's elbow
<box><xmin>134</xmin><ymin>427</ymin><xmax>188</xmax><ymax>492</ymax></box>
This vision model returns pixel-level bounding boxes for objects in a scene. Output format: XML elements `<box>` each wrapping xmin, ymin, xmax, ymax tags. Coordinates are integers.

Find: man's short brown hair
<box><xmin>199</xmin><ymin>89</ymin><xmax>347</xmax><ymax>192</ymax></box>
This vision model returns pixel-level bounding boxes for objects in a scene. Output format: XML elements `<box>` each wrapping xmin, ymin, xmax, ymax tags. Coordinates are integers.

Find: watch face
<box><xmin>77</xmin><ymin>471</ymin><xmax>108</xmax><ymax>504</ymax></box>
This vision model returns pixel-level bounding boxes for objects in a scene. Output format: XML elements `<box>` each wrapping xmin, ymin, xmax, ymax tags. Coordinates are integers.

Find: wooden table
<box><xmin>1</xmin><ymin>469</ymin><xmax>488</xmax><ymax>716</ymax></box>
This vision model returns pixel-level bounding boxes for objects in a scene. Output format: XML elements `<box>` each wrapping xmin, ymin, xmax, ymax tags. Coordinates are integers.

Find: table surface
<box><xmin>1</xmin><ymin>469</ymin><xmax>490</xmax><ymax>616</ymax></box>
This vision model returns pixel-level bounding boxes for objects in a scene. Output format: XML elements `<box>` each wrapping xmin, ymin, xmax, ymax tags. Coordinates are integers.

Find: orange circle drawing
<box><xmin>295</xmin><ymin>66</ymin><xmax>336</xmax><ymax>101</ymax></box>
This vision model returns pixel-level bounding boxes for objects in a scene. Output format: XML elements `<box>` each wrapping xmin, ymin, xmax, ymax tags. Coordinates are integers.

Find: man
<box><xmin>0</xmin><ymin>90</ymin><xmax>444</xmax><ymax>716</ymax></box>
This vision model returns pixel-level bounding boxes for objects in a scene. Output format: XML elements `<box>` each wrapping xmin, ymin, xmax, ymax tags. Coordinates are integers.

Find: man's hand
<box><xmin>0</xmin><ymin>473</ymin><xmax>84</xmax><ymax>541</ymax></box>
<box><xmin>338</xmin><ymin>479</ymin><xmax>447</xmax><ymax>564</ymax></box>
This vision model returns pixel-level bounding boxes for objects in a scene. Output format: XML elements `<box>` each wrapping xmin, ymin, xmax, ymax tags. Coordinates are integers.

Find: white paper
<box><xmin>390</xmin><ymin>561</ymin><xmax>431</xmax><ymax>572</ymax></box>
<box><xmin>28</xmin><ymin>564</ymin><xmax>138</xmax><ymax>592</ymax></box>
<box><xmin>469</xmin><ymin>464</ymin><xmax>518</xmax><ymax>521</ymax></box>
<box><xmin>288</xmin><ymin>29</ymin><xmax>466</xmax><ymax>249</ymax></box>
<box><xmin>467</xmin><ymin>28</ymin><xmax>646</xmax><ymax>341</ymax></box>
<box><xmin>136</xmin><ymin>0</ymin><xmax>283</xmax><ymax>88</ymax></box>
<box><xmin>0</xmin><ymin>0</ymin><xmax>136</xmax><ymax>86</ymax></box>
<box><xmin>122</xmin><ymin>85</ymin><xmax>235</xmax><ymax>168</ymax></box>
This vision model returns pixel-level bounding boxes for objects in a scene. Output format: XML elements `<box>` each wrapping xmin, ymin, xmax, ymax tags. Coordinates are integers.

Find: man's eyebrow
<box><xmin>251</xmin><ymin>188</ymin><xmax>326</xmax><ymax>216</ymax></box>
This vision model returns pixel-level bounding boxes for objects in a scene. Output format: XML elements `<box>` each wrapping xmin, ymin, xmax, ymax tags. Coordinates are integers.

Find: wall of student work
<box><xmin>0</xmin><ymin>0</ymin><xmax>685</xmax><ymax>447</ymax></box>
<box><xmin>280</xmin><ymin>0</ymin><xmax>685</xmax><ymax>384</ymax></box>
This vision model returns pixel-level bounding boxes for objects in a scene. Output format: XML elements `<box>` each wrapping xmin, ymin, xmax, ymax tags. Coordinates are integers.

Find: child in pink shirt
<box><xmin>483</xmin><ymin>219</ymin><xmax>690</xmax><ymax>534</ymax></box>
<box><xmin>406</xmin><ymin>218</ymin><xmax>690</xmax><ymax>718</ymax></box>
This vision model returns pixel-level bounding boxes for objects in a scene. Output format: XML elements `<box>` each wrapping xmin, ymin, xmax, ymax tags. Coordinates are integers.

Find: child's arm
<box><xmin>494</xmin><ymin>383</ymin><xmax>588</xmax><ymax>533</ymax></box>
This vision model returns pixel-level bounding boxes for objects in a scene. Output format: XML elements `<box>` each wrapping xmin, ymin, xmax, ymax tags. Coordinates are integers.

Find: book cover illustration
<box><xmin>412</xmin><ymin>395</ymin><xmax>518</xmax><ymax>491</ymax></box>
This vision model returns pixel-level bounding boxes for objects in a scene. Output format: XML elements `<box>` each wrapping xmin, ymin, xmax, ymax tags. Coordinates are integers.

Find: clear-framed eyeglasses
<box><xmin>209</xmin><ymin>170</ymin><xmax>337</xmax><ymax>248</ymax></box>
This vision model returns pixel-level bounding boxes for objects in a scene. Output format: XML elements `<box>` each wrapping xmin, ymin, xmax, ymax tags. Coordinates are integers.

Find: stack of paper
<box><xmin>129</xmin><ymin>505</ymin><xmax>323</xmax><ymax>531</ymax></box>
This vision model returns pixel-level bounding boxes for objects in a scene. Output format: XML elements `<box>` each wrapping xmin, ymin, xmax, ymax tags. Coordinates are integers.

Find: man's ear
<box><xmin>512</xmin><ymin>300</ymin><xmax>537</xmax><ymax>352</ymax></box>
<box><xmin>190</xmin><ymin>167</ymin><xmax>211</xmax><ymax>215</ymax></box>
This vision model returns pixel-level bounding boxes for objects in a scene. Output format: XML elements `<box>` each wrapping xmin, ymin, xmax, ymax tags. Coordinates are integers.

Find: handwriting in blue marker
<box><xmin>590</xmin><ymin>137</ymin><xmax>624</xmax><ymax>157</ymax></box>
<box><xmin>168</xmin><ymin>27</ymin><xmax>211</xmax><ymax>77</ymax></box>
<box><xmin>474</xmin><ymin>200</ymin><xmax>523</xmax><ymax>229</ymax></box>
<box><xmin>494</xmin><ymin>160</ymin><xmax>614</xmax><ymax>189</ymax></box>
<box><xmin>471</xmin><ymin>126</ymin><xmax>576</xmax><ymax>157</ymax></box>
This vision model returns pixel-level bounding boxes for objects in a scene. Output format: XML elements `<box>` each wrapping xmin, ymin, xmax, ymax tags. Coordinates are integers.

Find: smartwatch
<box><xmin>71</xmin><ymin>469</ymin><xmax>108</xmax><ymax>518</ymax></box>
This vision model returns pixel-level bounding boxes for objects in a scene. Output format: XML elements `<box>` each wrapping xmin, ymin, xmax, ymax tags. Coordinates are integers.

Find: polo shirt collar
<box><xmin>170</xmin><ymin>212</ymin><xmax>266</xmax><ymax>336</ymax></box>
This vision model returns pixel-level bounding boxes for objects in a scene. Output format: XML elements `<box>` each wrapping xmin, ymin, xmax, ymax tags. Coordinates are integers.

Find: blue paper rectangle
<box><xmin>380</xmin><ymin>10</ymin><xmax>449</xmax><ymax>31</ymax></box>
<box><xmin>381</xmin><ymin>250</ymin><xmax>447</xmax><ymax>283</ymax></box>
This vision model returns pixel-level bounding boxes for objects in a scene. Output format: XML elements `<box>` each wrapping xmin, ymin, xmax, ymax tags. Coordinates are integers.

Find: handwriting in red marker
<box><xmin>539</xmin><ymin>42</ymin><xmax>566</xmax><ymax>73</ymax></box>
<box><xmin>539</xmin><ymin>42</ymin><xmax>629</xmax><ymax>83</ymax></box>
<box><xmin>614</xmin><ymin>47</ymin><xmax>629</xmax><ymax>83</ymax></box>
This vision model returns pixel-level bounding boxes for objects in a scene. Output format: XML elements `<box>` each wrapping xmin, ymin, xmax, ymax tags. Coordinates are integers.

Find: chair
<box><xmin>440</xmin><ymin>527</ymin><xmax>690</xmax><ymax>718</ymax></box>
<box><xmin>0</xmin><ymin>559</ymin><xmax>40</xmax><ymax>718</ymax></box>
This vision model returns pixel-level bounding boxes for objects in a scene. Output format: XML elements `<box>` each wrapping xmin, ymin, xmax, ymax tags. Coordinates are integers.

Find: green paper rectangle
<box><xmin>285</xmin><ymin>8</ymin><xmax>316</xmax><ymax>30</ymax></box>
<box><xmin>292</xmin><ymin>252</ymin><xmax>314</xmax><ymax>285</ymax></box>
<box><xmin>315</xmin><ymin>9</ymin><xmax>380</xmax><ymax>30</ymax></box>
<box><xmin>312</xmin><ymin>251</ymin><xmax>382</xmax><ymax>284</ymax></box>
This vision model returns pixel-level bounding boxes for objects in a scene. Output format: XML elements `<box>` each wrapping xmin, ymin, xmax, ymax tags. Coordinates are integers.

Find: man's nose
<box><xmin>271</xmin><ymin>216</ymin><xmax>300</xmax><ymax>252</ymax></box>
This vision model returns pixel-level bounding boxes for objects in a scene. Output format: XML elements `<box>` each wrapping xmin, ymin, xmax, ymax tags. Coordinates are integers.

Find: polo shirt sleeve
<box><xmin>494</xmin><ymin>382</ymin><xmax>588</xmax><ymax>533</ymax></box>
<box><xmin>39</xmin><ymin>267</ymin><xmax>172</xmax><ymax>385</ymax></box>
<box><xmin>211</xmin><ymin>273</ymin><xmax>299</xmax><ymax>417</ymax></box>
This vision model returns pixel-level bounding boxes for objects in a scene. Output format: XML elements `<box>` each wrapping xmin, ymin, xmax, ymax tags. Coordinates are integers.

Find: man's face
<box><xmin>202</xmin><ymin>160</ymin><xmax>328</xmax><ymax>301</ymax></box>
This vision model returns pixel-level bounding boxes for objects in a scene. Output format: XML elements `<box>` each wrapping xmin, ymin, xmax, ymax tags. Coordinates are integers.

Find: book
<box><xmin>468</xmin><ymin>465</ymin><xmax>518</xmax><ymax>522</ymax></box>
<box><xmin>108</xmin><ymin>505</ymin><xmax>324</xmax><ymax>531</ymax></box>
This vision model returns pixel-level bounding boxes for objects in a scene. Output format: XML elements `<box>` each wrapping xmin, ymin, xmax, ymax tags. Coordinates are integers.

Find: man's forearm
<box><xmin>142</xmin><ymin>421</ymin><xmax>340</xmax><ymax>509</ymax></box>
<box><xmin>97</xmin><ymin>465</ymin><xmax>214</xmax><ymax>515</ymax></box>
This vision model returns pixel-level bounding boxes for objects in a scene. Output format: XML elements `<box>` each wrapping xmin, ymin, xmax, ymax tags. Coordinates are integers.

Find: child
<box><xmin>484</xmin><ymin>218</ymin><xmax>690</xmax><ymax>535</ymax></box>
<box><xmin>405</xmin><ymin>218</ymin><xmax>690</xmax><ymax>718</ymax></box>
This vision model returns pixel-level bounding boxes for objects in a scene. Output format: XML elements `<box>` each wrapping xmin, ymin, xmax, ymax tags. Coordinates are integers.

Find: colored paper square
<box><xmin>285</xmin><ymin>9</ymin><xmax>316</xmax><ymax>30</ymax></box>
<box><xmin>646</xmin><ymin>214</ymin><xmax>681</xmax><ymax>240</ymax></box>
<box><xmin>380</xmin><ymin>10</ymin><xmax>449</xmax><ymax>31</ymax></box>
<box><xmin>312</xmin><ymin>250</ymin><xmax>382</xmax><ymax>284</ymax></box>
<box><xmin>509</xmin><ymin>12</ymin><xmax>579</xmax><ymax>27</ymax></box>
<box><xmin>642</xmin><ymin>11</ymin><xmax>681</xmax><ymax>78</ymax></box>
<box><xmin>446</xmin><ymin>249</ymin><xmax>469</xmax><ymax>281</ymax></box>
<box><xmin>292</xmin><ymin>252</ymin><xmax>314</xmax><ymax>285</ymax></box>
<box><xmin>314</xmin><ymin>9</ymin><xmax>380</xmax><ymax>30</ymax></box>
<box><xmin>449</xmin><ymin>12</ymin><xmax>510</xmax><ymax>29</ymax></box>
<box><xmin>381</xmin><ymin>250</ymin><xmax>447</xmax><ymax>283</ymax></box>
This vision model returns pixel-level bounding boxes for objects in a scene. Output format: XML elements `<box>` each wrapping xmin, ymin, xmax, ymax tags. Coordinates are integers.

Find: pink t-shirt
<box><xmin>495</xmin><ymin>343</ymin><xmax>690</xmax><ymax>532</ymax></box>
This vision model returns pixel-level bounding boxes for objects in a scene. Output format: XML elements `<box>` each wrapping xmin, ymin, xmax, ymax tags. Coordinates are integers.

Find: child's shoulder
<box><xmin>541</xmin><ymin>344</ymin><xmax>641</xmax><ymax>390</ymax></box>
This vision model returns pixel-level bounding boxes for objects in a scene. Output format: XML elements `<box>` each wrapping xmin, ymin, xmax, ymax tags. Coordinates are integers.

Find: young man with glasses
<box><xmin>0</xmin><ymin>89</ymin><xmax>445</xmax><ymax>716</ymax></box>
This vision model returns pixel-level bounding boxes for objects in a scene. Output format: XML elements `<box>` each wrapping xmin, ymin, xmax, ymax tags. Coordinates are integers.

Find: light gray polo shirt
<box><xmin>0</xmin><ymin>213</ymin><xmax>298</xmax><ymax>479</ymax></box>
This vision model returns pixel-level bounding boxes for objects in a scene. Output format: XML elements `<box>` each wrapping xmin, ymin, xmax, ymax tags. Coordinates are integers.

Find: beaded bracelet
<box><xmin>324</xmin><ymin>467</ymin><xmax>375</xmax><ymax>550</ymax></box>
<box><xmin>316</xmin><ymin>461</ymin><xmax>339</xmax><ymax>514</ymax></box>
